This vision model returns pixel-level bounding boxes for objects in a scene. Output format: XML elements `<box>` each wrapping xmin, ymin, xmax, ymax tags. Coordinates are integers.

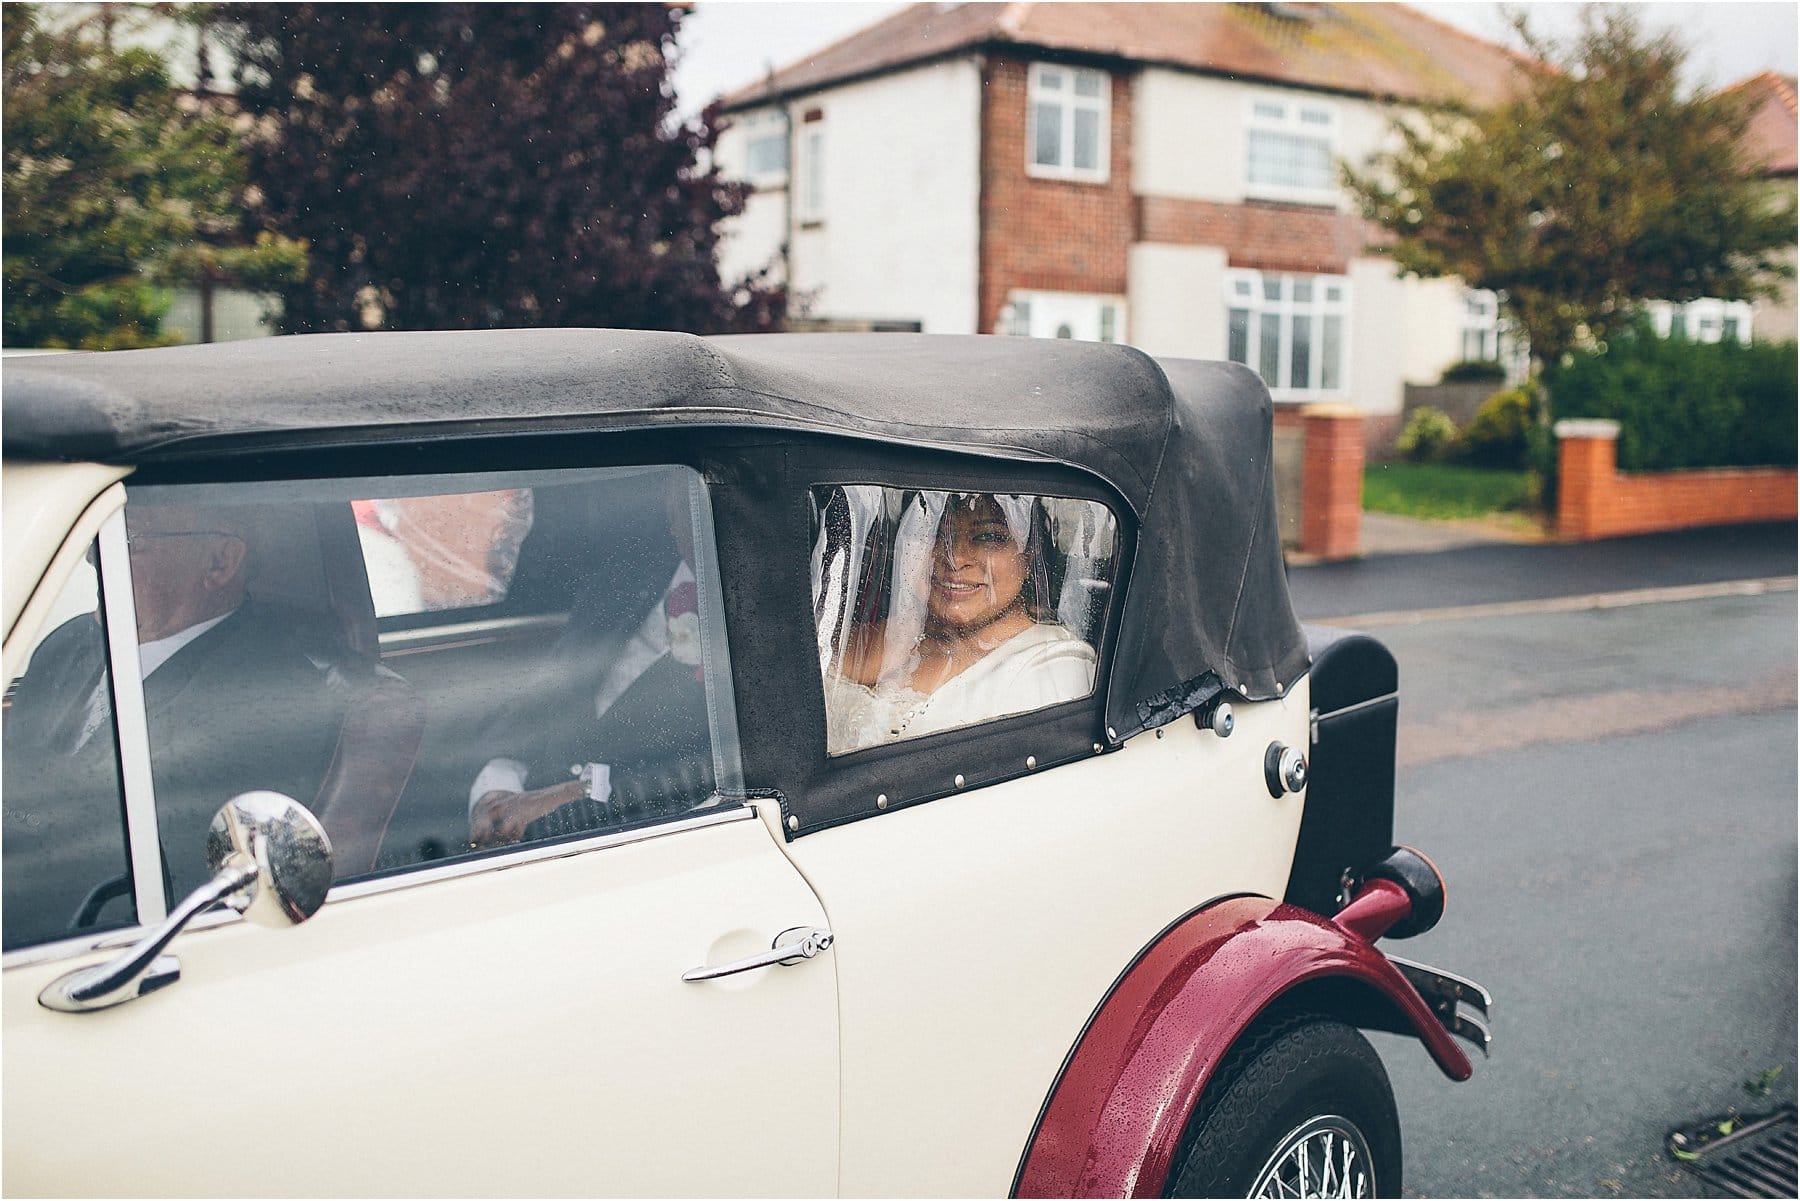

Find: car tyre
<box><xmin>1165</xmin><ymin>1012</ymin><xmax>1401</xmax><ymax>1199</ymax></box>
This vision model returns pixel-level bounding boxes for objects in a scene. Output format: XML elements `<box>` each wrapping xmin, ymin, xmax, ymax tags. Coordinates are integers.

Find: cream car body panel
<box><xmin>781</xmin><ymin>683</ymin><xmax>1311</xmax><ymax>1197</ymax></box>
<box><xmin>1</xmin><ymin>462</ymin><xmax>128</xmax><ymax>647</ymax></box>
<box><xmin>3</xmin><ymin>809</ymin><xmax>839</xmax><ymax>1198</ymax></box>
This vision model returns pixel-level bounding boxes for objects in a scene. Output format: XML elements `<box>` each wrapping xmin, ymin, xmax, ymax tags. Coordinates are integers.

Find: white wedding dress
<box><xmin>823</xmin><ymin>622</ymin><xmax>1096</xmax><ymax>755</ymax></box>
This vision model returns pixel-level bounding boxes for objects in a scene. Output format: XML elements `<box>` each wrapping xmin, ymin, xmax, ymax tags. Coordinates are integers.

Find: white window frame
<box><xmin>1003</xmin><ymin>289</ymin><xmax>1126</xmax><ymax>344</ymax></box>
<box><xmin>739</xmin><ymin>109</ymin><xmax>789</xmax><ymax>187</ymax></box>
<box><xmin>1461</xmin><ymin>289</ymin><xmax>1501</xmax><ymax>364</ymax></box>
<box><xmin>797</xmin><ymin>123</ymin><xmax>825</xmax><ymax>223</ymax></box>
<box><xmin>1649</xmin><ymin>297</ymin><xmax>1754</xmax><ymax>345</ymax></box>
<box><xmin>1026</xmin><ymin>63</ymin><xmax>1110</xmax><ymax>183</ymax></box>
<box><xmin>1244</xmin><ymin>94</ymin><xmax>1339</xmax><ymax>205</ymax></box>
<box><xmin>1223</xmin><ymin>269</ymin><xmax>1351</xmax><ymax>399</ymax></box>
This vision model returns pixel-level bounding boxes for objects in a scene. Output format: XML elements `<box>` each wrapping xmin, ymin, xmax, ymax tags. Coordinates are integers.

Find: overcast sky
<box><xmin>671</xmin><ymin>1</ymin><xmax>1800</xmax><ymax>116</ymax></box>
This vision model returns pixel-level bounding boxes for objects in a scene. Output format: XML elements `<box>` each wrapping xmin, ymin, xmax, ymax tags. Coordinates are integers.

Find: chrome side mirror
<box><xmin>40</xmin><ymin>792</ymin><xmax>333</xmax><ymax>1014</ymax></box>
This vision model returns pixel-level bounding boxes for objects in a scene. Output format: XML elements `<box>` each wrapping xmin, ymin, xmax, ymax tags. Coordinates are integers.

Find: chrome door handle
<box><xmin>683</xmin><ymin>926</ymin><xmax>834</xmax><ymax>982</ymax></box>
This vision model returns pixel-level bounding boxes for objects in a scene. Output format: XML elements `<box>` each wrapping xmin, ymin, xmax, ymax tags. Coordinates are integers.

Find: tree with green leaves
<box><xmin>1345</xmin><ymin>6</ymin><xmax>1796</xmax><ymax>371</ymax></box>
<box><xmin>3</xmin><ymin>4</ymin><xmax>305</xmax><ymax>349</ymax></box>
<box><xmin>225</xmin><ymin>3</ymin><xmax>782</xmax><ymax>335</ymax></box>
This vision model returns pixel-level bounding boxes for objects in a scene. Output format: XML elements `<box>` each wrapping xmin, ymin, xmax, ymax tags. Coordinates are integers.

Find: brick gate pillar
<box><xmin>1300</xmin><ymin>404</ymin><xmax>1365</xmax><ymax>560</ymax></box>
<box><xmin>1553</xmin><ymin>418</ymin><xmax>1622</xmax><ymax>540</ymax></box>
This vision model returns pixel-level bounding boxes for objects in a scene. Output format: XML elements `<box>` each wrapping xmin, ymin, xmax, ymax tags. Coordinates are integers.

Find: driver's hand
<box><xmin>469</xmin><ymin>780</ymin><xmax>587</xmax><ymax>849</ymax></box>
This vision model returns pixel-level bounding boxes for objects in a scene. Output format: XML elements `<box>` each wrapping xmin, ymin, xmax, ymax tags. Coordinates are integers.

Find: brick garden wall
<box><xmin>1555</xmin><ymin>420</ymin><xmax>1799</xmax><ymax>540</ymax></box>
<box><xmin>978</xmin><ymin>56</ymin><xmax>1136</xmax><ymax>332</ymax></box>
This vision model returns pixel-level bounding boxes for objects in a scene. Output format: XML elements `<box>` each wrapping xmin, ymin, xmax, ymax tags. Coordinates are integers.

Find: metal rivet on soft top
<box><xmin>786</xmin><ymin>815</ymin><xmax>799</xmax><ymax>831</ymax></box>
<box><xmin>876</xmin><ymin>794</ymin><xmax>889</xmax><ymax>810</ymax></box>
<box><xmin>1107</xmin><ymin>726</ymin><xmax>1118</xmax><ymax>740</ymax></box>
<box><xmin>1274</xmin><ymin>681</ymin><xmax>1284</xmax><ymax>695</ymax></box>
<box><xmin>1093</xmin><ymin>743</ymin><xmax>1104</xmax><ymax>754</ymax></box>
<box><xmin>1026</xmin><ymin>756</ymin><xmax>1037</xmax><ymax>770</ymax></box>
<box><xmin>1156</xmin><ymin>728</ymin><xmax>1165</xmax><ymax>739</ymax></box>
<box><xmin>954</xmin><ymin>774</ymin><xmax>965</xmax><ymax>788</ymax></box>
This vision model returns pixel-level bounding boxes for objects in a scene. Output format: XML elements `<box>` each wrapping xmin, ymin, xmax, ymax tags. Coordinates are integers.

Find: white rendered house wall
<box><xmin>715</xmin><ymin>112</ymin><xmax>796</xmax><ymax>294</ymax></box>
<box><xmin>716</xmin><ymin>59</ymin><xmax>983</xmax><ymax>334</ymax></box>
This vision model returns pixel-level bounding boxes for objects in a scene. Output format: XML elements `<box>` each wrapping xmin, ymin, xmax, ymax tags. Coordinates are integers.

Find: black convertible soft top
<box><xmin>3</xmin><ymin>329</ymin><xmax>1306</xmax><ymax>736</ymax></box>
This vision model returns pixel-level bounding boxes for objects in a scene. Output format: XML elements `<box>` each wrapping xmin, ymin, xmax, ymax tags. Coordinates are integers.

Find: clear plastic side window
<box><xmin>2</xmin><ymin>540</ymin><xmax>136</xmax><ymax>950</ymax></box>
<box><xmin>123</xmin><ymin>465</ymin><xmax>740</xmax><ymax>896</ymax></box>
<box><xmin>811</xmin><ymin>487</ymin><xmax>1118</xmax><ymax>756</ymax></box>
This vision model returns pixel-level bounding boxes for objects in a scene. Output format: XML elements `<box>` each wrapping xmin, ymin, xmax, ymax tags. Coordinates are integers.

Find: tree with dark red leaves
<box><xmin>226</xmin><ymin>4</ymin><xmax>782</xmax><ymax>334</ymax></box>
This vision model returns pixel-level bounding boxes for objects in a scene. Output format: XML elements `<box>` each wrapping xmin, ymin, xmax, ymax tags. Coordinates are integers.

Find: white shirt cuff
<box><xmin>470</xmin><ymin>758</ymin><xmax>530</xmax><ymax>815</ymax></box>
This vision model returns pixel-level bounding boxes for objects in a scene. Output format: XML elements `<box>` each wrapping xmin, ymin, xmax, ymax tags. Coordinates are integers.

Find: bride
<box><xmin>820</xmin><ymin>492</ymin><xmax>1096</xmax><ymax>754</ymax></box>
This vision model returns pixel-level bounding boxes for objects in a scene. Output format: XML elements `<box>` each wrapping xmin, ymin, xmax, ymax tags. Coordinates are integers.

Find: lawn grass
<box><xmin>1363</xmin><ymin>462</ymin><xmax>1536</xmax><ymax>520</ymax></box>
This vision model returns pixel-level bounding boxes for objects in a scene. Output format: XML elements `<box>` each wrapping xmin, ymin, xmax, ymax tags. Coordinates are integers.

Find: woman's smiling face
<box><xmin>926</xmin><ymin>497</ymin><xmax>1028</xmax><ymax>633</ymax></box>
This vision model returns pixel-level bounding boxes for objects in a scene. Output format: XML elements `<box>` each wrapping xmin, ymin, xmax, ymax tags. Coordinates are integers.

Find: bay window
<box><xmin>1225</xmin><ymin>270</ymin><xmax>1349</xmax><ymax>397</ymax></box>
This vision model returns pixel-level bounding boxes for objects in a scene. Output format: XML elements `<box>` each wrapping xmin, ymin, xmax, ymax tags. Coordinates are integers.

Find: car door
<box><xmin>790</xmin><ymin>477</ymin><xmax>1310</xmax><ymax>1195</ymax></box>
<box><xmin>2</xmin><ymin>465</ymin><xmax>839</xmax><ymax>1198</ymax></box>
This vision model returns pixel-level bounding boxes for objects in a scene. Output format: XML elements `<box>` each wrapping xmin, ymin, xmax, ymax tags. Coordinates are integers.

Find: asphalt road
<box><xmin>1298</xmin><ymin>576</ymin><xmax>1798</xmax><ymax>1197</ymax></box>
<box><xmin>1289</xmin><ymin>522</ymin><xmax>1797</xmax><ymax>622</ymax></box>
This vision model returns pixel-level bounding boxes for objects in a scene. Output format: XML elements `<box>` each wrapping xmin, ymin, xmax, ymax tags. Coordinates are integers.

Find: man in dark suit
<box><xmin>3</xmin><ymin>505</ymin><xmax>347</xmax><ymax>943</ymax></box>
<box><xmin>466</xmin><ymin>472</ymin><xmax>716</xmax><ymax>848</ymax></box>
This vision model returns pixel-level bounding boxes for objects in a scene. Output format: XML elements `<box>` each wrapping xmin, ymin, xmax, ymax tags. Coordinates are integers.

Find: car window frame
<box><xmin>761</xmin><ymin>441</ymin><xmax>1137</xmax><ymax>838</ymax></box>
<box><xmin>1</xmin><ymin>462</ymin><xmax>757</xmax><ymax>969</ymax></box>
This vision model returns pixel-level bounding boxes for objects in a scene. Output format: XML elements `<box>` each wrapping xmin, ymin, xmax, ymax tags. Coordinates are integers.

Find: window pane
<box><xmin>1073</xmin><ymin>70</ymin><xmax>1103</xmax><ymax>98</ymax></box>
<box><xmin>804</xmin><ymin>129</ymin><xmax>825</xmax><ymax>216</ymax></box>
<box><xmin>3</xmin><ymin>542</ymin><xmax>136</xmax><ymax>950</ymax></box>
<box><xmin>1291</xmin><ymin>314</ymin><xmax>1313</xmax><ymax>389</ymax></box>
<box><xmin>1228</xmin><ymin>308</ymin><xmax>1251</xmax><ymax>364</ymax></box>
<box><xmin>1300</xmin><ymin>107</ymin><xmax>1332</xmax><ymax>126</ymax></box>
<box><xmin>1293</xmin><ymin>280</ymin><xmax>1314</xmax><ymax>304</ymax></box>
<box><xmin>127</xmin><ymin>466</ymin><xmax>741</xmax><ymax>888</ymax></box>
<box><xmin>1073</xmin><ymin>108</ymin><xmax>1100</xmax><ymax>171</ymax></box>
<box><xmin>1034</xmin><ymin>102</ymin><xmax>1063</xmax><ymax>166</ymax></box>
<box><xmin>1259</xmin><ymin>313</ymin><xmax>1282</xmax><ymax>386</ymax></box>
<box><xmin>1039</xmin><ymin>67</ymin><xmax>1065</xmax><ymax>92</ymax></box>
<box><xmin>1322</xmin><ymin>315</ymin><xmax>1343</xmax><ymax>390</ymax></box>
<box><xmin>1253</xmin><ymin>101</ymin><xmax>1285</xmax><ymax>120</ymax></box>
<box><xmin>746</xmin><ymin>133</ymin><xmax>788</xmax><ymax>178</ymax></box>
<box><xmin>1248</xmin><ymin>128</ymin><xmax>1333</xmax><ymax>191</ymax></box>
<box><xmin>811</xmin><ymin>487</ymin><xmax>1117</xmax><ymax>755</ymax></box>
<box><xmin>1100</xmin><ymin>304</ymin><xmax>1117</xmax><ymax>344</ymax></box>
<box><xmin>356</xmin><ymin>491</ymin><xmax>533</xmax><ymax>618</ymax></box>
<box><xmin>1263</xmin><ymin>276</ymin><xmax>1282</xmax><ymax>303</ymax></box>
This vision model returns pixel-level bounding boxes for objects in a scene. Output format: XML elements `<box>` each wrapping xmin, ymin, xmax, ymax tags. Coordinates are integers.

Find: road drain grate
<box><xmin>1668</xmin><ymin>1105</ymin><xmax>1797</xmax><ymax>1199</ymax></box>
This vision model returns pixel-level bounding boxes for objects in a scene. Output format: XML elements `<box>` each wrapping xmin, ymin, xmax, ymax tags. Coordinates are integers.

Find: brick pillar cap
<box><xmin>1300</xmin><ymin>403</ymin><xmax>1364</xmax><ymax>419</ymax></box>
<box><xmin>1554</xmin><ymin>418</ymin><xmax>1622</xmax><ymax>440</ymax></box>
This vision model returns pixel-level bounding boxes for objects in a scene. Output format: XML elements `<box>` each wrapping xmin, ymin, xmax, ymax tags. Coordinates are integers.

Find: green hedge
<box><xmin>1545</xmin><ymin>327</ymin><xmax>1799</xmax><ymax>471</ymax></box>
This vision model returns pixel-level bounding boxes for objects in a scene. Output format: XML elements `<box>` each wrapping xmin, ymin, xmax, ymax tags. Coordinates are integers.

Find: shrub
<box><xmin>1459</xmin><ymin>385</ymin><xmax>1537</xmax><ymax>469</ymax></box>
<box><xmin>1545</xmin><ymin>324</ymin><xmax>1798</xmax><ymax>471</ymax></box>
<box><xmin>1396</xmin><ymin>407</ymin><xmax>1459</xmax><ymax>462</ymax></box>
<box><xmin>1439</xmin><ymin>359</ymin><xmax>1507</xmax><ymax>383</ymax></box>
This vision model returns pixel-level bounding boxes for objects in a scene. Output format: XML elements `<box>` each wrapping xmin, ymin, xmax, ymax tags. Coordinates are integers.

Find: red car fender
<box><xmin>1012</xmin><ymin>894</ymin><xmax>1472</xmax><ymax>1198</ymax></box>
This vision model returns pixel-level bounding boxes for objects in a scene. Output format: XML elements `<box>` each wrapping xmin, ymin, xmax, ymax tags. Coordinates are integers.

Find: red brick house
<box><xmin>714</xmin><ymin>1</ymin><xmax>1531</xmax><ymax>440</ymax></box>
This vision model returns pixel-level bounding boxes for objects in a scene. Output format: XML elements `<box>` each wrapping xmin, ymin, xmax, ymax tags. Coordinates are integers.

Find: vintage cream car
<box><xmin>2</xmin><ymin>331</ymin><xmax>1488</xmax><ymax>1198</ymax></box>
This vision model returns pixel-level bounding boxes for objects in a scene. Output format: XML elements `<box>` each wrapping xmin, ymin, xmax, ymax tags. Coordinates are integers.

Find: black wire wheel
<box><xmin>1165</xmin><ymin>1013</ymin><xmax>1402</xmax><ymax>1199</ymax></box>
